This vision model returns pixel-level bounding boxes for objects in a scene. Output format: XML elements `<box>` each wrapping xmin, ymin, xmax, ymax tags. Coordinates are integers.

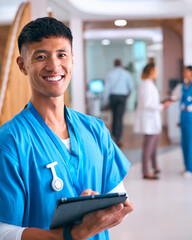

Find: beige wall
<box><xmin>162</xmin><ymin>26</ymin><xmax>183</xmax><ymax>126</ymax></box>
<box><xmin>163</xmin><ymin>27</ymin><xmax>183</xmax><ymax>95</ymax></box>
<box><xmin>0</xmin><ymin>25</ymin><xmax>10</xmax><ymax>69</ymax></box>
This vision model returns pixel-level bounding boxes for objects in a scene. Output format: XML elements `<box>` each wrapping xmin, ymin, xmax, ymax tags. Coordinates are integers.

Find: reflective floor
<box><xmin>101</xmin><ymin>110</ymin><xmax>172</xmax><ymax>150</ymax></box>
<box><xmin>109</xmin><ymin>146</ymin><xmax>192</xmax><ymax>240</ymax></box>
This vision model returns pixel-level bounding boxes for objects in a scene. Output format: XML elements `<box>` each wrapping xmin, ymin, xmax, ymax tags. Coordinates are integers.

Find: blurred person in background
<box><xmin>134</xmin><ymin>63</ymin><xmax>172</xmax><ymax>180</ymax></box>
<box><xmin>104</xmin><ymin>59</ymin><xmax>134</xmax><ymax>148</ymax></box>
<box><xmin>180</xmin><ymin>66</ymin><xmax>192</xmax><ymax>178</ymax></box>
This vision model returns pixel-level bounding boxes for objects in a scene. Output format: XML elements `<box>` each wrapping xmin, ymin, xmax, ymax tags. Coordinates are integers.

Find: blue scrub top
<box><xmin>0</xmin><ymin>103</ymin><xmax>130</xmax><ymax>239</ymax></box>
<box><xmin>180</xmin><ymin>83</ymin><xmax>192</xmax><ymax>126</ymax></box>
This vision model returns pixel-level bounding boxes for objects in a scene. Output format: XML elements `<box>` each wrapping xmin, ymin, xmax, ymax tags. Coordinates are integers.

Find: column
<box><xmin>183</xmin><ymin>15</ymin><xmax>192</xmax><ymax>65</ymax></box>
<box><xmin>69</xmin><ymin>16</ymin><xmax>86</xmax><ymax>114</ymax></box>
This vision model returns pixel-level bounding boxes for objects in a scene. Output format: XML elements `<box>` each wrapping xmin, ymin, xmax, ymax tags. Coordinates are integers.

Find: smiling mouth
<box><xmin>43</xmin><ymin>75</ymin><xmax>64</xmax><ymax>82</ymax></box>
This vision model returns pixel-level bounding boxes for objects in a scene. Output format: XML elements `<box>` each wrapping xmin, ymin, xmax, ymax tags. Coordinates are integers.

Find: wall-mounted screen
<box><xmin>89</xmin><ymin>79</ymin><xmax>104</xmax><ymax>94</ymax></box>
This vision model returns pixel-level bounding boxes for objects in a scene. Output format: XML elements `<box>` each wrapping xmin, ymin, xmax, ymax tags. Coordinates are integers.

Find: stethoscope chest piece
<box><xmin>46</xmin><ymin>161</ymin><xmax>63</xmax><ymax>191</ymax></box>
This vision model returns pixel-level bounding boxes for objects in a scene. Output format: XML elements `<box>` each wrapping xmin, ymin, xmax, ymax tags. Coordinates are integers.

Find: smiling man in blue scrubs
<box><xmin>0</xmin><ymin>17</ymin><xmax>133</xmax><ymax>240</ymax></box>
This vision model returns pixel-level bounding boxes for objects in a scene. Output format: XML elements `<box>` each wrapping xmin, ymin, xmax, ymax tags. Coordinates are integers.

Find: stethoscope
<box><xmin>46</xmin><ymin>161</ymin><xmax>63</xmax><ymax>191</ymax></box>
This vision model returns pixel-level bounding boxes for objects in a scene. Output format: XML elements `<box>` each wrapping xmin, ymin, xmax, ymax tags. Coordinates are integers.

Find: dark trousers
<box><xmin>142</xmin><ymin>134</ymin><xmax>159</xmax><ymax>175</ymax></box>
<box><xmin>109</xmin><ymin>94</ymin><xmax>127</xmax><ymax>142</ymax></box>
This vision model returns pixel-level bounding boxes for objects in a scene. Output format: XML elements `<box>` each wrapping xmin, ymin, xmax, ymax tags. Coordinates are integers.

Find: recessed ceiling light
<box><xmin>101</xmin><ymin>39</ymin><xmax>110</xmax><ymax>45</ymax></box>
<box><xmin>114</xmin><ymin>19</ymin><xmax>127</xmax><ymax>27</ymax></box>
<box><xmin>125</xmin><ymin>39</ymin><xmax>134</xmax><ymax>45</ymax></box>
<box><xmin>47</xmin><ymin>7</ymin><xmax>52</xmax><ymax>13</ymax></box>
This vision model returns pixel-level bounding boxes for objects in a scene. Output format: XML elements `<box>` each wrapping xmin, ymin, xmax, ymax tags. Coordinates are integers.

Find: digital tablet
<box><xmin>49</xmin><ymin>192</ymin><xmax>128</xmax><ymax>229</ymax></box>
<box><xmin>161</xmin><ymin>95</ymin><xmax>178</xmax><ymax>103</ymax></box>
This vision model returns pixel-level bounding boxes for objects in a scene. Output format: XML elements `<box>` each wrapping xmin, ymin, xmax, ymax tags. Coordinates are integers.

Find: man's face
<box><xmin>183</xmin><ymin>67</ymin><xmax>192</xmax><ymax>82</ymax></box>
<box><xmin>17</xmin><ymin>36</ymin><xmax>73</xmax><ymax>100</ymax></box>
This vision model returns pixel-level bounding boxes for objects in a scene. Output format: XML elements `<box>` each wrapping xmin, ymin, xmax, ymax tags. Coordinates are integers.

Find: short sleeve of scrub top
<box><xmin>99</xmin><ymin>123</ymin><xmax>130</xmax><ymax>193</ymax></box>
<box><xmin>0</xmin><ymin>137</ymin><xmax>26</xmax><ymax>226</ymax></box>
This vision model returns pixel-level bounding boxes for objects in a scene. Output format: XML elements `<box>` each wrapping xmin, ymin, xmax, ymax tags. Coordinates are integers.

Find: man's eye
<box><xmin>59</xmin><ymin>53</ymin><xmax>67</xmax><ymax>58</ymax></box>
<box><xmin>37</xmin><ymin>55</ymin><xmax>46</xmax><ymax>59</ymax></box>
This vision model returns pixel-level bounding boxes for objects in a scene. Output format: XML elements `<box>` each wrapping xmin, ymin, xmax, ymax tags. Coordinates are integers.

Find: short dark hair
<box><xmin>186</xmin><ymin>66</ymin><xmax>192</xmax><ymax>71</ymax></box>
<box><xmin>114</xmin><ymin>59</ymin><xmax>121</xmax><ymax>67</ymax></box>
<box><xmin>18</xmin><ymin>17</ymin><xmax>73</xmax><ymax>54</ymax></box>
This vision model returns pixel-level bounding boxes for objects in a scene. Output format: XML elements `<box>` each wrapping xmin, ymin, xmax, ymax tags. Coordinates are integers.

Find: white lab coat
<box><xmin>134</xmin><ymin>79</ymin><xmax>163</xmax><ymax>135</ymax></box>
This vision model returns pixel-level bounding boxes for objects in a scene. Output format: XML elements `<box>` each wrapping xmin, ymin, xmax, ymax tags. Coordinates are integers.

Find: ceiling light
<box><xmin>125</xmin><ymin>39</ymin><xmax>134</xmax><ymax>45</ymax></box>
<box><xmin>101</xmin><ymin>39</ymin><xmax>110</xmax><ymax>45</ymax></box>
<box><xmin>47</xmin><ymin>7</ymin><xmax>52</xmax><ymax>13</ymax></box>
<box><xmin>114</xmin><ymin>19</ymin><xmax>127</xmax><ymax>27</ymax></box>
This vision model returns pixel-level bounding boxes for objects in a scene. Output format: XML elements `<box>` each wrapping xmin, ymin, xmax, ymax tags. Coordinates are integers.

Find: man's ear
<box><xmin>16</xmin><ymin>56</ymin><xmax>28</xmax><ymax>75</ymax></box>
<box><xmin>72</xmin><ymin>52</ymin><xmax>74</xmax><ymax>65</ymax></box>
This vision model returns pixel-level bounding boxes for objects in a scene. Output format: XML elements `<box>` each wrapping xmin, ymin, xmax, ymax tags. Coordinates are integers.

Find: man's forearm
<box><xmin>22</xmin><ymin>228</ymin><xmax>63</xmax><ymax>240</ymax></box>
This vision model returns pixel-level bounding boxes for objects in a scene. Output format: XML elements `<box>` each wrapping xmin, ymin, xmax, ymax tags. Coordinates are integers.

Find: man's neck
<box><xmin>185</xmin><ymin>80</ymin><xmax>192</xmax><ymax>87</ymax></box>
<box><xmin>30</xmin><ymin>96</ymin><xmax>69</xmax><ymax>139</ymax></box>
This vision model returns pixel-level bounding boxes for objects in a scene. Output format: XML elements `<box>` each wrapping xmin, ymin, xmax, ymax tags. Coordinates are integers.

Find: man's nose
<box><xmin>45</xmin><ymin>56</ymin><xmax>61</xmax><ymax>71</ymax></box>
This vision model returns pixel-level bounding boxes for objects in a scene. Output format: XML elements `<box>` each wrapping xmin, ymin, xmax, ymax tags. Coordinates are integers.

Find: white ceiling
<box><xmin>0</xmin><ymin>0</ymin><xmax>187</xmax><ymax>47</ymax></box>
<box><xmin>59</xmin><ymin>0</ymin><xmax>191</xmax><ymax>20</ymax></box>
<box><xmin>84</xmin><ymin>28</ymin><xmax>162</xmax><ymax>43</ymax></box>
<box><xmin>0</xmin><ymin>0</ymin><xmax>191</xmax><ymax>25</ymax></box>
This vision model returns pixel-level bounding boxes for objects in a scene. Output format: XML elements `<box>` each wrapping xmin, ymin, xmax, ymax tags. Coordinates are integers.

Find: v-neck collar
<box><xmin>64</xmin><ymin>107</ymin><xmax>79</xmax><ymax>166</ymax></box>
<box><xmin>27</xmin><ymin>101</ymin><xmax>82</xmax><ymax>193</ymax></box>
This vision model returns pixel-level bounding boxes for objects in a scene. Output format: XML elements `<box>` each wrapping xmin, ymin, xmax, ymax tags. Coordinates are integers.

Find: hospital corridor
<box><xmin>1</xmin><ymin>0</ymin><xmax>192</xmax><ymax>240</ymax></box>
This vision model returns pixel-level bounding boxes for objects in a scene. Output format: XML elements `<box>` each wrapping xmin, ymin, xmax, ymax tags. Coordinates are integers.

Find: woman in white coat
<box><xmin>134</xmin><ymin>63</ymin><xmax>172</xmax><ymax>179</ymax></box>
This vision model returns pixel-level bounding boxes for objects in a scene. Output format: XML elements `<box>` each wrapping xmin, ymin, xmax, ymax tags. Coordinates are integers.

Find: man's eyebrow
<box><xmin>57</xmin><ymin>49</ymin><xmax>70</xmax><ymax>53</ymax></box>
<box><xmin>33</xmin><ymin>49</ymin><xmax>70</xmax><ymax>55</ymax></box>
<box><xmin>33</xmin><ymin>49</ymin><xmax>48</xmax><ymax>55</ymax></box>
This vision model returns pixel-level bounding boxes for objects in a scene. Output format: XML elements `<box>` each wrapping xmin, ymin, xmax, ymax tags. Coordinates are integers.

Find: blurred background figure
<box><xmin>104</xmin><ymin>58</ymin><xmax>134</xmax><ymax>147</ymax></box>
<box><xmin>180</xmin><ymin>66</ymin><xmax>192</xmax><ymax>178</ymax></box>
<box><xmin>134</xmin><ymin>63</ymin><xmax>173</xmax><ymax>180</ymax></box>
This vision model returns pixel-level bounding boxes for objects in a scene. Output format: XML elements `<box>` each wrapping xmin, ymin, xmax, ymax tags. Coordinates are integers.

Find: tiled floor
<box><xmin>109</xmin><ymin>146</ymin><xmax>192</xmax><ymax>240</ymax></box>
<box><xmin>100</xmin><ymin>110</ymin><xmax>192</xmax><ymax>240</ymax></box>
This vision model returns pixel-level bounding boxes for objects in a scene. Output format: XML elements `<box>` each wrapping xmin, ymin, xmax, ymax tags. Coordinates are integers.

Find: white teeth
<box><xmin>45</xmin><ymin>76</ymin><xmax>62</xmax><ymax>81</ymax></box>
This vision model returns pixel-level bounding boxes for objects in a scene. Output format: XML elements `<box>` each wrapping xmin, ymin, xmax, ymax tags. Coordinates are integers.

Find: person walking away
<box><xmin>104</xmin><ymin>59</ymin><xmax>134</xmax><ymax>148</ymax></box>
